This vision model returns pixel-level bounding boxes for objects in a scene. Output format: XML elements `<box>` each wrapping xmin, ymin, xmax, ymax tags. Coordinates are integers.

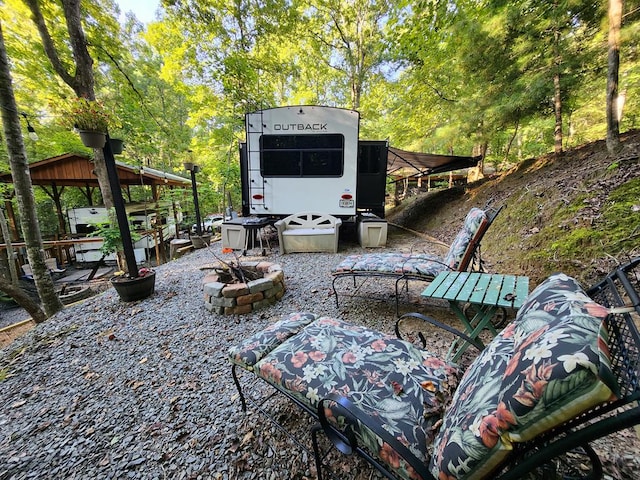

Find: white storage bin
<box><xmin>358</xmin><ymin>217</ymin><xmax>388</xmax><ymax>248</ymax></box>
<box><xmin>222</xmin><ymin>222</ymin><xmax>246</xmax><ymax>250</ymax></box>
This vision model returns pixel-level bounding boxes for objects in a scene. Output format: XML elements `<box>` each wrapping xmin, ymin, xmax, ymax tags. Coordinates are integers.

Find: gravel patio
<box><xmin>1</xmin><ymin>229</ymin><xmax>639</xmax><ymax>479</ymax></box>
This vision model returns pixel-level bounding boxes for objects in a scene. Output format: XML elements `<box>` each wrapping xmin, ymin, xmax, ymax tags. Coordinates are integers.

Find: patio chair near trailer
<box><xmin>229</xmin><ymin>257</ymin><xmax>640</xmax><ymax>480</ymax></box>
<box><xmin>331</xmin><ymin>205</ymin><xmax>502</xmax><ymax>315</ymax></box>
<box><xmin>21</xmin><ymin>258</ymin><xmax>66</xmax><ymax>280</ymax></box>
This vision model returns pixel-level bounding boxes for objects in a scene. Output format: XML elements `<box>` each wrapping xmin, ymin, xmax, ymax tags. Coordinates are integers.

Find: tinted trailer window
<box><xmin>357</xmin><ymin>141</ymin><xmax>388</xmax><ymax>218</ymax></box>
<box><xmin>260</xmin><ymin>134</ymin><xmax>344</xmax><ymax>177</ymax></box>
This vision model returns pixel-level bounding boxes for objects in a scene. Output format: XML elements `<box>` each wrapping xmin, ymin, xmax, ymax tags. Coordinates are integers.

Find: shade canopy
<box><xmin>387</xmin><ymin>147</ymin><xmax>480</xmax><ymax>177</ymax></box>
<box><xmin>0</xmin><ymin>153</ymin><xmax>191</xmax><ymax>188</ymax></box>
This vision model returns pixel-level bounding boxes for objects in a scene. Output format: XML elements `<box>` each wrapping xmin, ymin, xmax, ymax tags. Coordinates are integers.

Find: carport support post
<box><xmin>103</xmin><ymin>134</ymin><xmax>139</xmax><ymax>278</ymax></box>
<box><xmin>184</xmin><ymin>160</ymin><xmax>202</xmax><ymax>236</ymax></box>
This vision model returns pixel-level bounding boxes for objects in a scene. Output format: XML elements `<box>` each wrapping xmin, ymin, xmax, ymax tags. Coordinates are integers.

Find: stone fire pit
<box><xmin>203</xmin><ymin>261</ymin><xmax>285</xmax><ymax>315</ymax></box>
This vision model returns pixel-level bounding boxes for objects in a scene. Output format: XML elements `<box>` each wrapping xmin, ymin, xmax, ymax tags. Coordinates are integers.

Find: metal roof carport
<box><xmin>0</xmin><ymin>153</ymin><xmax>190</xmax><ymax>238</ymax></box>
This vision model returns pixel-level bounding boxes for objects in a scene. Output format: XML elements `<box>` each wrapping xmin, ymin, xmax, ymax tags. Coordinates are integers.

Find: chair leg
<box><xmin>332</xmin><ymin>276</ymin><xmax>341</xmax><ymax>308</ymax></box>
<box><xmin>311</xmin><ymin>423</ymin><xmax>325</xmax><ymax>480</ymax></box>
<box><xmin>231</xmin><ymin>365</ymin><xmax>248</xmax><ymax>412</ymax></box>
<box><xmin>394</xmin><ymin>277</ymin><xmax>406</xmax><ymax>317</ymax></box>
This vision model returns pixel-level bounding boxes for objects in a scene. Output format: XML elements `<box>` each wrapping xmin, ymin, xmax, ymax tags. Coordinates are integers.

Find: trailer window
<box><xmin>260</xmin><ymin>134</ymin><xmax>344</xmax><ymax>177</ymax></box>
<box><xmin>358</xmin><ymin>143</ymin><xmax>385</xmax><ymax>175</ymax></box>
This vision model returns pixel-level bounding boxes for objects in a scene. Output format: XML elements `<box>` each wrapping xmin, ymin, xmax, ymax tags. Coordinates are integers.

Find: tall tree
<box><xmin>24</xmin><ymin>0</ymin><xmax>115</xmax><ymax>211</ymax></box>
<box><xmin>607</xmin><ymin>0</ymin><xmax>622</xmax><ymax>153</ymax></box>
<box><xmin>301</xmin><ymin>0</ymin><xmax>391</xmax><ymax>110</ymax></box>
<box><xmin>390</xmin><ymin>0</ymin><xmax>604</xmax><ymax>159</ymax></box>
<box><xmin>0</xmin><ymin>19</ymin><xmax>61</xmax><ymax>320</ymax></box>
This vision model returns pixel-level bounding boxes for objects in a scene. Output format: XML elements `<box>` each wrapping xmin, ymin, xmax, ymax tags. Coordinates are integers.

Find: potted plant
<box><xmin>90</xmin><ymin>217</ymin><xmax>156</xmax><ymax>302</ymax></box>
<box><xmin>110</xmin><ymin>137</ymin><xmax>124</xmax><ymax>154</ymax></box>
<box><xmin>66</xmin><ymin>97</ymin><xmax>112</xmax><ymax>148</ymax></box>
<box><xmin>110</xmin><ymin>268</ymin><xmax>156</xmax><ymax>302</ymax></box>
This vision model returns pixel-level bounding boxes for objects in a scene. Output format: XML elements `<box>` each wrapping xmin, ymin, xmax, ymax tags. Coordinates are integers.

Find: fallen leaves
<box><xmin>129</xmin><ymin>380</ymin><xmax>145</xmax><ymax>390</ymax></box>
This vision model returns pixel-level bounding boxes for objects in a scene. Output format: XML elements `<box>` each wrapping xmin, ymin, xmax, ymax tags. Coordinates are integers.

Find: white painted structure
<box><xmin>68</xmin><ymin>204</ymin><xmax>179</xmax><ymax>264</ymax></box>
<box><xmin>242</xmin><ymin>106</ymin><xmax>360</xmax><ymax>217</ymax></box>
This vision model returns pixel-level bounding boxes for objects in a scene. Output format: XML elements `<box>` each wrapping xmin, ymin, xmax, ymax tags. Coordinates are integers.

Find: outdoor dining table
<box><xmin>421</xmin><ymin>271</ymin><xmax>529</xmax><ymax>361</ymax></box>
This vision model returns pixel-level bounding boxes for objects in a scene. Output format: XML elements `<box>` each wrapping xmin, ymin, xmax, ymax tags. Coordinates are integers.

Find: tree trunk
<box><xmin>553</xmin><ymin>71</ymin><xmax>563</xmax><ymax>155</ymax></box>
<box><xmin>40</xmin><ymin>183</ymin><xmax>67</xmax><ymax>235</ymax></box>
<box><xmin>0</xmin><ymin>276</ymin><xmax>46</xmax><ymax>323</ymax></box>
<box><xmin>0</xmin><ymin>206</ymin><xmax>19</xmax><ymax>284</ymax></box>
<box><xmin>606</xmin><ymin>0</ymin><xmax>622</xmax><ymax>153</ymax></box>
<box><xmin>553</xmin><ymin>25</ymin><xmax>563</xmax><ymax>157</ymax></box>
<box><xmin>24</xmin><ymin>0</ymin><xmax>114</xmax><ymax>210</ymax></box>
<box><xmin>0</xmin><ymin>20</ymin><xmax>62</xmax><ymax>320</ymax></box>
<box><xmin>505</xmin><ymin>120</ymin><xmax>520</xmax><ymax>163</ymax></box>
<box><xmin>3</xmin><ymin>198</ymin><xmax>19</xmax><ymax>241</ymax></box>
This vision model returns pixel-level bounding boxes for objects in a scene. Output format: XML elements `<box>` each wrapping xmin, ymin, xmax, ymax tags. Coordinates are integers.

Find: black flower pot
<box><xmin>110</xmin><ymin>138</ymin><xmax>124</xmax><ymax>154</ymax></box>
<box><xmin>110</xmin><ymin>271</ymin><xmax>156</xmax><ymax>302</ymax></box>
<box><xmin>78</xmin><ymin>130</ymin><xmax>107</xmax><ymax>148</ymax></box>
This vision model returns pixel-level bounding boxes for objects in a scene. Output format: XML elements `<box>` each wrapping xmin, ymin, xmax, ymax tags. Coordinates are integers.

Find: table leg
<box><xmin>448</xmin><ymin>302</ymin><xmax>499</xmax><ymax>362</ymax></box>
<box><xmin>448</xmin><ymin>302</ymin><xmax>476</xmax><ymax>361</ymax></box>
<box><xmin>464</xmin><ymin>304</ymin><xmax>508</xmax><ymax>329</ymax></box>
<box><xmin>464</xmin><ymin>306</ymin><xmax>498</xmax><ymax>340</ymax></box>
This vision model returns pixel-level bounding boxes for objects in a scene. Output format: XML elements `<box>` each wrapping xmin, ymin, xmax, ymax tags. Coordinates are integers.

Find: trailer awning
<box><xmin>387</xmin><ymin>147</ymin><xmax>481</xmax><ymax>177</ymax></box>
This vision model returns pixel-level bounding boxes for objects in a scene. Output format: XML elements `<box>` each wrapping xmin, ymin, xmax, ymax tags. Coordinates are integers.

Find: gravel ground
<box><xmin>0</xmin><ymin>229</ymin><xmax>423</xmax><ymax>480</ymax></box>
<box><xmin>1</xmin><ymin>228</ymin><xmax>639</xmax><ymax>479</ymax></box>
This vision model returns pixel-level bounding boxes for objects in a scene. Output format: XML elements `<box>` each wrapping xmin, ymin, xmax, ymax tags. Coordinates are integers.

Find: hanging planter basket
<box><xmin>78</xmin><ymin>130</ymin><xmax>107</xmax><ymax>148</ymax></box>
<box><xmin>110</xmin><ymin>138</ymin><xmax>124</xmax><ymax>154</ymax></box>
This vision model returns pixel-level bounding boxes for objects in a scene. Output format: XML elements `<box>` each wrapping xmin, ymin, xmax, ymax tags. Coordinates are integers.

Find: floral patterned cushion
<box><xmin>442</xmin><ymin>207</ymin><xmax>487</xmax><ymax>270</ymax></box>
<box><xmin>253</xmin><ymin>316</ymin><xmax>461</xmax><ymax>480</ymax></box>
<box><xmin>514</xmin><ymin>273</ymin><xmax>606</xmax><ymax>323</ymax></box>
<box><xmin>429</xmin><ymin>273</ymin><xmax>617</xmax><ymax>480</ymax></box>
<box><xmin>228</xmin><ymin>312</ymin><xmax>317</xmax><ymax>371</ymax></box>
<box><xmin>334</xmin><ymin>252</ymin><xmax>450</xmax><ymax>277</ymax></box>
<box><xmin>333</xmin><ymin>208</ymin><xmax>488</xmax><ymax>278</ymax></box>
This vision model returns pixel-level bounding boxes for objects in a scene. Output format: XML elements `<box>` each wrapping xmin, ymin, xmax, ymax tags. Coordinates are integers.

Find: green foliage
<box><xmin>0</xmin><ymin>0</ymin><xmax>639</xmax><ymax>251</ymax></box>
<box><xmin>510</xmin><ymin>174</ymin><xmax>640</xmax><ymax>282</ymax></box>
<box><xmin>34</xmin><ymin>195</ymin><xmax>59</xmax><ymax>238</ymax></box>
<box><xmin>543</xmin><ymin>179</ymin><xmax>640</xmax><ymax>262</ymax></box>
<box><xmin>60</xmin><ymin>98</ymin><xmax>113</xmax><ymax>132</ymax></box>
<box><xmin>89</xmin><ymin>210</ymin><xmax>141</xmax><ymax>256</ymax></box>
<box><xmin>600</xmin><ymin>178</ymin><xmax>640</xmax><ymax>255</ymax></box>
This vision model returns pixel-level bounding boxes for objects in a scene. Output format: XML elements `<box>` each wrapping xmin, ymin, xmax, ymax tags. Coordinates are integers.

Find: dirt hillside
<box><xmin>387</xmin><ymin>130</ymin><xmax>640</xmax><ymax>287</ymax></box>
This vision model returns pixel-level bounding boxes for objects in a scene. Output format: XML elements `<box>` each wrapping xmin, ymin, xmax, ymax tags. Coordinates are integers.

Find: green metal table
<box><xmin>422</xmin><ymin>271</ymin><xmax>529</xmax><ymax>361</ymax></box>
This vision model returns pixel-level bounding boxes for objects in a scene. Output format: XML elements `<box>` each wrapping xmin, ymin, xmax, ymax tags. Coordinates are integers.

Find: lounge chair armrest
<box><xmin>317</xmin><ymin>393</ymin><xmax>433</xmax><ymax>479</ymax></box>
<box><xmin>317</xmin><ymin>393</ymin><xmax>358</xmax><ymax>455</ymax></box>
<box><xmin>395</xmin><ymin>312</ymin><xmax>483</xmax><ymax>352</ymax></box>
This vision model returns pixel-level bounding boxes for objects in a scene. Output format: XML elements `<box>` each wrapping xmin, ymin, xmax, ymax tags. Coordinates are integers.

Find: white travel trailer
<box><xmin>241</xmin><ymin>106</ymin><xmax>370</xmax><ymax>218</ymax></box>
<box><xmin>67</xmin><ymin>204</ymin><xmax>179</xmax><ymax>263</ymax></box>
<box><xmin>235</xmin><ymin>105</ymin><xmax>482</xmax><ymax>250</ymax></box>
